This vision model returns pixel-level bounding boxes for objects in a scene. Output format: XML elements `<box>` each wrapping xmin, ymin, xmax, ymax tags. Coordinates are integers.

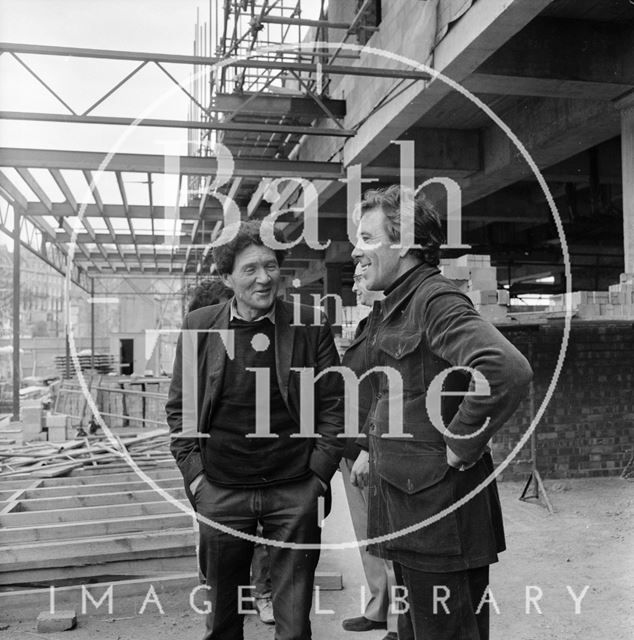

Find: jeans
<box><xmin>251</xmin><ymin>537</ymin><xmax>271</xmax><ymax>599</ymax></box>
<box><xmin>194</xmin><ymin>474</ymin><xmax>323</xmax><ymax>640</ymax></box>
<box><xmin>394</xmin><ymin>563</ymin><xmax>490</xmax><ymax>640</ymax></box>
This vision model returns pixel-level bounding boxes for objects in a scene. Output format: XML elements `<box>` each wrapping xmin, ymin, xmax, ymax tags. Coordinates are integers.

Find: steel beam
<box><xmin>0</xmin><ymin>111</ymin><xmax>355</xmax><ymax>137</ymax></box>
<box><xmin>213</xmin><ymin>93</ymin><xmax>346</xmax><ymax>118</ymax></box>
<box><xmin>0</xmin><ymin>42</ymin><xmax>431</xmax><ymax>80</ymax></box>
<box><xmin>0</xmin><ymin>147</ymin><xmax>343</xmax><ymax>180</ymax></box>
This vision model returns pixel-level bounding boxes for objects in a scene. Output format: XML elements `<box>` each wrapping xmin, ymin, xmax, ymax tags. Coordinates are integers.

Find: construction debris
<box><xmin>0</xmin><ymin>429</ymin><xmax>173</xmax><ymax>478</ymax></box>
<box><xmin>36</xmin><ymin>610</ymin><xmax>77</xmax><ymax>633</ymax></box>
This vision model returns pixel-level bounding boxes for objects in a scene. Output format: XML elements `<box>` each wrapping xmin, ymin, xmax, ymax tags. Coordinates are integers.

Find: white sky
<box><xmin>0</xmin><ymin>0</ymin><xmax>217</xmax><ymax>154</ymax></box>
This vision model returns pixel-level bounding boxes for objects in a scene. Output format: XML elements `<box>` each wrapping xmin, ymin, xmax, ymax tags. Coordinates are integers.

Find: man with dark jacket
<box><xmin>349</xmin><ymin>186</ymin><xmax>533</xmax><ymax>640</ymax></box>
<box><xmin>166</xmin><ymin>221</ymin><xmax>344</xmax><ymax>640</ymax></box>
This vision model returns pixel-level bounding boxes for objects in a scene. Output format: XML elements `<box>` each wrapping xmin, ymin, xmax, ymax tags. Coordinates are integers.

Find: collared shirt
<box><xmin>229</xmin><ymin>297</ymin><xmax>276</xmax><ymax>324</ymax></box>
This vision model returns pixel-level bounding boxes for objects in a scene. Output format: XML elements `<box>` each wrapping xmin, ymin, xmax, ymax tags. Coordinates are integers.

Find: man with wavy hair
<box><xmin>349</xmin><ymin>185</ymin><xmax>532</xmax><ymax>640</ymax></box>
<box><xmin>167</xmin><ymin>220</ymin><xmax>344</xmax><ymax>640</ymax></box>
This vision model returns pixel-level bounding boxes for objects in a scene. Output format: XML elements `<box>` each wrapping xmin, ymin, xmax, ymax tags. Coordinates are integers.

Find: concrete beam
<box><xmin>464</xmin><ymin>18</ymin><xmax>634</xmax><ymax>101</ymax></box>
<box><xmin>461</xmin><ymin>96</ymin><xmax>621</xmax><ymax>206</ymax></box>
<box><xmin>367</xmin><ymin>128</ymin><xmax>481</xmax><ymax>178</ymax></box>
<box><xmin>617</xmin><ymin>92</ymin><xmax>634</xmax><ymax>274</ymax></box>
<box><xmin>343</xmin><ymin>0</ymin><xmax>556</xmax><ymax>169</ymax></box>
<box><xmin>279</xmin><ymin>0</ymin><xmax>555</xmax><ymax>209</ymax></box>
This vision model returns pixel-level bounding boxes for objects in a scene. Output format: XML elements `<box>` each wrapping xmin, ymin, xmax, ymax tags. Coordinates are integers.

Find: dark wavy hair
<box><xmin>187</xmin><ymin>279</ymin><xmax>232</xmax><ymax>312</ymax></box>
<box><xmin>359</xmin><ymin>185</ymin><xmax>444</xmax><ymax>266</ymax></box>
<box><xmin>211</xmin><ymin>220</ymin><xmax>286</xmax><ymax>275</ymax></box>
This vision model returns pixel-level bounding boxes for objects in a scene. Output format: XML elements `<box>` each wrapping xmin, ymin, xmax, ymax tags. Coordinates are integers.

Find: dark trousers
<box><xmin>195</xmin><ymin>474</ymin><xmax>322</xmax><ymax>640</ymax></box>
<box><xmin>394</xmin><ymin>563</ymin><xmax>490</xmax><ymax>640</ymax></box>
<box><xmin>251</xmin><ymin>536</ymin><xmax>272</xmax><ymax>599</ymax></box>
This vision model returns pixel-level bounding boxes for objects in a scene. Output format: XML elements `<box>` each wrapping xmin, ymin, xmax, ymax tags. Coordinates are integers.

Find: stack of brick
<box><xmin>546</xmin><ymin>275</ymin><xmax>634</xmax><ymax>320</ymax></box>
<box><xmin>441</xmin><ymin>254</ymin><xmax>509</xmax><ymax>321</ymax></box>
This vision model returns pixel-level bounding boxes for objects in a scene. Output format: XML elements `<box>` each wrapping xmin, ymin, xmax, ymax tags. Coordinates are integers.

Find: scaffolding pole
<box><xmin>90</xmin><ymin>278</ymin><xmax>95</xmax><ymax>370</ymax></box>
<box><xmin>12</xmin><ymin>203</ymin><xmax>20</xmax><ymax>421</ymax></box>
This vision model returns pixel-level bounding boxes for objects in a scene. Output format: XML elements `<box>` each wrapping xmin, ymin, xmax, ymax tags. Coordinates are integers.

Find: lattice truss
<box><xmin>0</xmin><ymin>0</ymin><xmax>425</xmax><ymax>284</ymax></box>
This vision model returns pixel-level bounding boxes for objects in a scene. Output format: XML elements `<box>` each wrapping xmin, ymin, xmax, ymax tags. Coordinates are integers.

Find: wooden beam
<box><xmin>0</xmin><ymin>512</ymin><xmax>191</xmax><ymax>545</ymax></box>
<box><xmin>464</xmin><ymin>18</ymin><xmax>634</xmax><ymax>101</ymax></box>
<box><xmin>0</xmin><ymin>499</ymin><xmax>183</xmax><ymax>527</ymax></box>
<box><xmin>11</xmin><ymin>477</ymin><xmax>181</xmax><ymax>500</ymax></box>
<box><xmin>0</xmin><ymin>529</ymin><xmax>195</xmax><ymax>572</ymax></box>
<box><xmin>16</xmin><ymin>487</ymin><xmax>186</xmax><ymax>512</ymax></box>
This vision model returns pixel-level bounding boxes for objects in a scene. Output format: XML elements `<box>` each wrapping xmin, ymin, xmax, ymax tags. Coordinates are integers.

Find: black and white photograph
<box><xmin>0</xmin><ymin>1</ymin><xmax>632</xmax><ymax>639</ymax></box>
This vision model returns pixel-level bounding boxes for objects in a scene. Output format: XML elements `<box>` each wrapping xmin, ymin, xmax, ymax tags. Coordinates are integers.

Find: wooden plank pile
<box><xmin>54</xmin><ymin>353</ymin><xmax>115</xmax><ymax>375</ymax></box>
<box><xmin>0</xmin><ymin>448</ymin><xmax>196</xmax><ymax>587</ymax></box>
<box><xmin>0</xmin><ymin>430</ymin><xmax>174</xmax><ymax>478</ymax></box>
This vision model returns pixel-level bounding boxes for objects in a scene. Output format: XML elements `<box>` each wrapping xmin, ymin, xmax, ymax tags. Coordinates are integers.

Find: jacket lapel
<box><xmin>205</xmin><ymin>301</ymin><xmax>231</xmax><ymax>415</ymax></box>
<box><xmin>274</xmin><ymin>300</ymin><xmax>295</xmax><ymax>407</ymax></box>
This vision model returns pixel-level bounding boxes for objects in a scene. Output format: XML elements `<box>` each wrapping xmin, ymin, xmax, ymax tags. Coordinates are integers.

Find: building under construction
<box><xmin>0</xmin><ymin>1</ymin><xmax>632</xmax><ymax>638</ymax></box>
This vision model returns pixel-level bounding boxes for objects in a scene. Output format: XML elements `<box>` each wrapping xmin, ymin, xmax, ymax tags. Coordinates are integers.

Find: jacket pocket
<box><xmin>374</xmin><ymin>441</ymin><xmax>462</xmax><ymax>556</ymax></box>
<box><xmin>378</xmin><ymin>332</ymin><xmax>421</xmax><ymax>360</ymax></box>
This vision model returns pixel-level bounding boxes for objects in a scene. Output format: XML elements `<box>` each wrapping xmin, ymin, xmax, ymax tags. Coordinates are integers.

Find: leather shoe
<box><xmin>342</xmin><ymin>616</ymin><xmax>387</xmax><ymax>632</ymax></box>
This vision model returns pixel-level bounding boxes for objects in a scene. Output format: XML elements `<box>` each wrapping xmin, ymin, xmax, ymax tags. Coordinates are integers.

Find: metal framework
<box><xmin>0</xmin><ymin>1</ymin><xmax>411</xmax><ymax>279</ymax></box>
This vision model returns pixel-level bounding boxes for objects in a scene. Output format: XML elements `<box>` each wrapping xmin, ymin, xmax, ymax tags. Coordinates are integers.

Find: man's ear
<box><xmin>220</xmin><ymin>273</ymin><xmax>233</xmax><ymax>290</ymax></box>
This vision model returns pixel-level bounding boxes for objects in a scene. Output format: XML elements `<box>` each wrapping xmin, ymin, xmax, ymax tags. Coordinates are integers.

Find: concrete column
<box><xmin>616</xmin><ymin>92</ymin><xmax>634</xmax><ymax>277</ymax></box>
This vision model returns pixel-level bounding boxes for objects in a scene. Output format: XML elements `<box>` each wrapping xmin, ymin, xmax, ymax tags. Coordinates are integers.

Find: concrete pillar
<box><xmin>616</xmin><ymin>92</ymin><xmax>634</xmax><ymax>277</ymax></box>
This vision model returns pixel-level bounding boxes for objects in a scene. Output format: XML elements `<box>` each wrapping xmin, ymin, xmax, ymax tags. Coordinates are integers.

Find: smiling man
<box><xmin>349</xmin><ymin>185</ymin><xmax>533</xmax><ymax>640</ymax></box>
<box><xmin>166</xmin><ymin>220</ymin><xmax>344</xmax><ymax>640</ymax></box>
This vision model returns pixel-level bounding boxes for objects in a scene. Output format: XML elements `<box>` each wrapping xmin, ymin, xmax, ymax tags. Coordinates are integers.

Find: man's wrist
<box><xmin>446</xmin><ymin>446</ymin><xmax>478</xmax><ymax>471</ymax></box>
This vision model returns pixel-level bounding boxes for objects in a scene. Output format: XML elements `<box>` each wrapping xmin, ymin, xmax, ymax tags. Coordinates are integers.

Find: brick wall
<box><xmin>492</xmin><ymin>322</ymin><xmax>634</xmax><ymax>480</ymax></box>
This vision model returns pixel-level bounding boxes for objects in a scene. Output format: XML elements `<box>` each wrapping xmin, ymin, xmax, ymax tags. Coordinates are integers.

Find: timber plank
<box><xmin>15</xmin><ymin>477</ymin><xmax>182</xmax><ymax>500</ymax></box>
<box><xmin>0</xmin><ymin>499</ymin><xmax>187</xmax><ymax>527</ymax></box>
<box><xmin>0</xmin><ymin>557</ymin><xmax>198</xmax><ymax>587</ymax></box>
<box><xmin>16</xmin><ymin>487</ymin><xmax>186</xmax><ymax>511</ymax></box>
<box><xmin>0</xmin><ymin>512</ymin><xmax>193</xmax><ymax>545</ymax></box>
<box><xmin>0</xmin><ymin>529</ymin><xmax>197</xmax><ymax>571</ymax></box>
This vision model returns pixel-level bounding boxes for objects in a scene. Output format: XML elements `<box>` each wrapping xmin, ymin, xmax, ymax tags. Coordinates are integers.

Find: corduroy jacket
<box><xmin>349</xmin><ymin>263</ymin><xmax>533</xmax><ymax>572</ymax></box>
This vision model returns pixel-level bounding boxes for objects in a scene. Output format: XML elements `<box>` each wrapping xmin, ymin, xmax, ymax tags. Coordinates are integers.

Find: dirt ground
<box><xmin>2</xmin><ymin>476</ymin><xmax>632</xmax><ymax>640</ymax></box>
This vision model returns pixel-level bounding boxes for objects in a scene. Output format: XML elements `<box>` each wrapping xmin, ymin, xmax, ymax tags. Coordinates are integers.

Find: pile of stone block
<box><xmin>546</xmin><ymin>274</ymin><xmax>634</xmax><ymax>320</ymax></box>
<box><xmin>441</xmin><ymin>255</ymin><xmax>509</xmax><ymax>321</ymax></box>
